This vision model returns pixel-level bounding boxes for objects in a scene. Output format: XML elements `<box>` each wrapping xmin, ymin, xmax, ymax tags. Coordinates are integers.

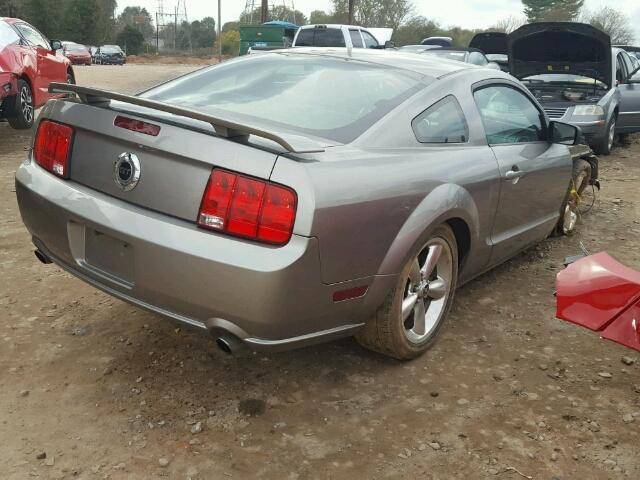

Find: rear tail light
<box><xmin>34</xmin><ymin>120</ymin><xmax>73</xmax><ymax>178</ymax></box>
<box><xmin>198</xmin><ymin>169</ymin><xmax>297</xmax><ymax>245</ymax></box>
<box><xmin>114</xmin><ymin>116</ymin><xmax>161</xmax><ymax>136</ymax></box>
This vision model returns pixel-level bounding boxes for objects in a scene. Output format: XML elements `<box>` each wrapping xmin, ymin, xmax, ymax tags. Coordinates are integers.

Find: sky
<box><xmin>118</xmin><ymin>0</ymin><xmax>640</xmax><ymax>42</ymax></box>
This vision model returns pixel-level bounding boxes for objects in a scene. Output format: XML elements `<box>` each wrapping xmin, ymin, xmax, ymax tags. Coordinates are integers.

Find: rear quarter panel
<box><xmin>271</xmin><ymin>69</ymin><xmax>506</xmax><ymax>284</ymax></box>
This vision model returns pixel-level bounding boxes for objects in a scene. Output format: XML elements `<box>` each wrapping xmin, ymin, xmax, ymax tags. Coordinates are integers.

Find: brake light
<box><xmin>34</xmin><ymin>120</ymin><xmax>73</xmax><ymax>178</ymax></box>
<box><xmin>198</xmin><ymin>169</ymin><xmax>297</xmax><ymax>245</ymax></box>
<box><xmin>114</xmin><ymin>116</ymin><xmax>161</xmax><ymax>136</ymax></box>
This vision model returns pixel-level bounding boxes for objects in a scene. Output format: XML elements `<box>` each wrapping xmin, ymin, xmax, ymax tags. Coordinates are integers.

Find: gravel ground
<box><xmin>0</xmin><ymin>64</ymin><xmax>639</xmax><ymax>480</ymax></box>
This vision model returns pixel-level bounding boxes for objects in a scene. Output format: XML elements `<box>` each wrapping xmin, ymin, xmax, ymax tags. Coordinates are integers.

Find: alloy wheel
<box><xmin>402</xmin><ymin>238</ymin><xmax>454</xmax><ymax>344</ymax></box>
<box><xmin>607</xmin><ymin>120</ymin><xmax>616</xmax><ymax>151</ymax></box>
<box><xmin>20</xmin><ymin>86</ymin><xmax>33</xmax><ymax>124</ymax></box>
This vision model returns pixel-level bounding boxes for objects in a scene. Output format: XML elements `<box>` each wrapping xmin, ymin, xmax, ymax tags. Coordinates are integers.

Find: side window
<box><xmin>15</xmin><ymin>23</ymin><xmax>49</xmax><ymax>49</ymax></box>
<box><xmin>349</xmin><ymin>29</ymin><xmax>364</xmax><ymax>48</ymax></box>
<box><xmin>473</xmin><ymin>85</ymin><xmax>546</xmax><ymax>145</ymax></box>
<box><xmin>468</xmin><ymin>52</ymin><xmax>487</xmax><ymax>66</ymax></box>
<box><xmin>361</xmin><ymin>31</ymin><xmax>378</xmax><ymax>48</ymax></box>
<box><xmin>412</xmin><ymin>95</ymin><xmax>469</xmax><ymax>143</ymax></box>
<box><xmin>621</xmin><ymin>52</ymin><xmax>635</xmax><ymax>79</ymax></box>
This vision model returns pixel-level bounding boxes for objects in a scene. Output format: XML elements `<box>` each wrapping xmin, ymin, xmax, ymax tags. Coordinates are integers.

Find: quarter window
<box><xmin>412</xmin><ymin>95</ymin><xmax>469</xmax><ymax>143</ymax></box>
<box><xmin>474</xmin><ymin>85</ymin><xmax>546</xmax><ymax>144</ymax></box>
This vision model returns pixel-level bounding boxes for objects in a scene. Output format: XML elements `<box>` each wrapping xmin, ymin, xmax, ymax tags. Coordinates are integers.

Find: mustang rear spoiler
<box><xmin>48</xmin><ymin>83</ymin><xmax>325</xmax><ymax>154</ymax></box>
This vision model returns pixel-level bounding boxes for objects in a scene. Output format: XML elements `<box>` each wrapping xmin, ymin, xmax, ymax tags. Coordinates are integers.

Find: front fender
<box><xmin>376</xmin><ymin>183</ymin><xmax>482</xmax><ymax>277</ymax></box>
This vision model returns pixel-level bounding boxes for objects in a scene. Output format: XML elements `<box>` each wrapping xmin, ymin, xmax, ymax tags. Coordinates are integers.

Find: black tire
<box><xmin>7</xmin><ymin>79</ymin><xmax>35</xmax><ymax>130</ymax></box>
<box><xmin>356</xmin><ymin>224</ymin><xmax>458</xmax><ymax>360</ymax></box>
<box><xmin>593</xmin><ymin>115</ymin><xmax>616</xmax><ymax>155</ymax></box>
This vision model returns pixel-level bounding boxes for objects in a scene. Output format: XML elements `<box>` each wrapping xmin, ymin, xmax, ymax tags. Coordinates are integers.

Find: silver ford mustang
<box><xmin>15</xmin><ymin>49</ymin><xmax>580</xmax><ymax>359</ymax></box>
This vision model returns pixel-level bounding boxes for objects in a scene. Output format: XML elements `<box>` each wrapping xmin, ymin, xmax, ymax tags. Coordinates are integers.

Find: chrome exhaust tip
<box><xmin>34</xmin><ymin>249</ymin><xmax>52</xmax><ymax>264</ymax></box>
<box><xmin>216</xmin><ymin>335</ymin><xmax>244</xmax><ymax>355</ymax></box>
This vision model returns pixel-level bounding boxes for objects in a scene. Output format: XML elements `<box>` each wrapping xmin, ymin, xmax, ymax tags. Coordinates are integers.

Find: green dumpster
<box><xmin>239</xmin><ymin>21</ymin><xmax>299</xmax><ymax>55</ymax></box>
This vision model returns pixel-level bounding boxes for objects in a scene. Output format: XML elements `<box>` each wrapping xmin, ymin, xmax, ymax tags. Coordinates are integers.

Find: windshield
<box><xmin>0</xmin><ymin>22</ymin><xmax>20</xmax><ymax>50</ymax></box>
<box><xmin>423</xmin><ymin>50</ymin><xmax>468</xmax><ymax>62</ymax></box>
<box><xmin>523</xmin><ymin>74</ymin><xmax>607</xmax><ymax>89</ymax></box>
<box><xmin>66</xmin><ymin>44</ymin><xmax>88</xmax><ymax>52</ymax></box>
<box><xmin>141</xmin><ymin>54</ymin><xmax>425</xmax><ymax>143</ymax></box>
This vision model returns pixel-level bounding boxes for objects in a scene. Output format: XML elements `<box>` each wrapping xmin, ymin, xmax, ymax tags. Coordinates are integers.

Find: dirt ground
<box><xmin>126</xmin><ymin>55</ymin><xmax>219</xmax><ymax>66</ymax></box>
<box><xmin>0</xmin><ymin>65</ymin><xmax>639</xmax><ymax>480</ymax></box>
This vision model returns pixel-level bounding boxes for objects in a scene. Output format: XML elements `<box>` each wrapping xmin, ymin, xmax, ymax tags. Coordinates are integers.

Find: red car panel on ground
<box><xmin>556</xmin><ymin>252</ymin><xmax>640</xmax><ymax>351</ymax></box>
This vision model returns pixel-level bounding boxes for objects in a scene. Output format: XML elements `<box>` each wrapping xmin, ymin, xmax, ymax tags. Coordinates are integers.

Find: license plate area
<box><xmin>84</xmin><ymin>228</ymin><xmax>134</xmax><ymax>286</ymax></box>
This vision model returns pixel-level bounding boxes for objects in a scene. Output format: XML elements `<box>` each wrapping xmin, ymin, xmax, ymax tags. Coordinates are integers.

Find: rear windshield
<box><xmin>67</xmin><ymin>44</ymin><xmax>88</xmax><ymax>52</ymax></box>
<box><xmin>295</xmin><ymin>27</ymin><xmax>346</xmax><ymax>47</ymax></box>
<box><xmin>101</xmin><ymin>47</ymin><xmax>121</xmax><ymax>53</ymax></box>
<box><xmin>424</xmin><ymin>50</ymin><xmax>468</xmax><ymax>62</ymax></box>
<box><xmin>0</xmin><ymin>22</ymin><xmax>20</xmax><ymax>50</ymax></box>
<box><xmin>141</xmin><ymin>54</ymin><xmax>425</xmax><ymax>143</ymax></box>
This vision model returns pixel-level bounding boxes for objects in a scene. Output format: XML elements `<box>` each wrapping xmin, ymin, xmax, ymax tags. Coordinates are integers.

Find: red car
<box><xmin>0</xmin><ymin>17</ymin><xmax>74</xmax><ymax>129</ymax></box>
<box><xmin>62</xmin><ymin>43</ymin><xmax>92</xmax><ymax>66</ymax></box>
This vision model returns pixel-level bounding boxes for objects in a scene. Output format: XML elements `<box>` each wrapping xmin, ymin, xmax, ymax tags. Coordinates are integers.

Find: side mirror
<box><xmin>51</xmin><ymin>40</ymin><xmax>62</xmax><ymax>51</ymax></box>
<box><xmin>384</xmin><ymin>40</ymin><xmax>395</xmax><ymax>49</ymax></box>
<box><xmin>487</xmin><ymin>62</ymin><xmax>501</xmax><ymax>70</ymax></box>
<box><xmin>550</xmin><ymin>121</ymin><xmax>581</xmax><ymax>145</ymax></box>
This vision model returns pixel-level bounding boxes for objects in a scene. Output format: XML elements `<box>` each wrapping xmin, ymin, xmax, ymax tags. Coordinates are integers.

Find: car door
<box><xmin>616</xmin><ymin>51</ymin><xmax>640</xmax><ymax>132</ymax></box>
<box><xmin>14</xmin><ymin>22</ymin><xmax>66</xmax><ymax>105</ymax></box>
<box><xmin>473</xmin><ymin>83</ymin><xmax>571</xmax><ymax>265</ymax></box>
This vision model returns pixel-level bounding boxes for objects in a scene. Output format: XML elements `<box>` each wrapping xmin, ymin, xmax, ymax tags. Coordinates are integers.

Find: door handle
<box><xmin>505</xmin><ymin>168</ymin><xmax>525</xmax><ymax>180</ymax></box>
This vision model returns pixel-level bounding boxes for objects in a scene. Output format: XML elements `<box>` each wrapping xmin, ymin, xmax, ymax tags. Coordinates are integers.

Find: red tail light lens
<box><xmin>34</xmin><ymin>120</ymin><xmax>74</xmax><ymax>178</ymax></box>
<box><xmin>198</xmin><ymin>169</ymin><xmax>297</xmax><ymax>245</ymax></box>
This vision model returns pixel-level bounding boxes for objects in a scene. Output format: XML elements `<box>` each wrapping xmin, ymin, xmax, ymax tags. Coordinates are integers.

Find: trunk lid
<box><xmin>508</xmin><ymin>22</ymin><xmax>612</xmax><ymax>87</ymax></box>
<box><xmin>43</xmin><ymin>100</ymin><xmax>280</xmax><ymax>223</ymax></box>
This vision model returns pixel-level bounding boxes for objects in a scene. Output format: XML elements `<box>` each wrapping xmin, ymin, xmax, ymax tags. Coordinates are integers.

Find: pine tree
<box><xmin>522</xmin><ymin>0</ymin><xmax>585</xmax><ymax>23</ymax></box>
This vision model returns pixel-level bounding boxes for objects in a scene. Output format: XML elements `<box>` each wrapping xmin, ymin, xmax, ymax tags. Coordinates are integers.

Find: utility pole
<box><xmin>155</xmin><ymin>12</ymin><xmax>159</xmax><ymax>53</ymax></box>
<box><xmin>348</xmin><ymin>0</ymin><xmax>355</xmax><ymax>24</ymax></box>
<box><xmin>261</xmin><ymin>0</ymin><xmax>268</xmax><ymax>23</ymax></box>
<box><xmin>218</xmin><ymin>0</ymin><xmax>222</xmax><ymax>61</ymax></box>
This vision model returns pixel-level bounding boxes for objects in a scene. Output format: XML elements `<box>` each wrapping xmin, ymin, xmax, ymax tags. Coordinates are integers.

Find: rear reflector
<box><xmin>34</xmin><ymin>120</ymin><xmax>73</xmax><ymax>178</ymax></box>
<box><xmin>333</xmin><ymin>286</ymin><xmax>369</xmax><ymax>302</ymax></box>
<box><xmin>114</xmin><ymin>116</ymin><xmax>161</xmax><ymax>136</ymax></box>
<box><xmin>198</xmin><ymin>169</ymin><xmax>297</xmax><ymax>245</ymax></box>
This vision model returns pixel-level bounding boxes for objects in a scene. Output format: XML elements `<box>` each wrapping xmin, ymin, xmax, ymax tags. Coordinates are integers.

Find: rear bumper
<box><xmin>15</xmin><ymin>160</ymin><xmax>394</xmax><ymax>351</ymax></box>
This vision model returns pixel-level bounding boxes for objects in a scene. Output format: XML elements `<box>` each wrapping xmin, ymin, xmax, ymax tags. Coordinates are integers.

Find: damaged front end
<box><xmin>556</xmin><ymin>252</ymin><xmax>640</xmax><ymax>351</ymax></box>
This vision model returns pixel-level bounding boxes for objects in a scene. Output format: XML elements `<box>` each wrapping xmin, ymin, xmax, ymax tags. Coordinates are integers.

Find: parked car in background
<box><xmin>88</xmin><ymin>46</ymin><xmax>98</xmax><ymax>63</ymax></box>
<box><xmin>469</xmin><ymin>32</ymin><xmax>509</xmax><ymax>71</ymax></box>
<box><xmin>292</xmin><ymin>24</ymin><xmax>392</xmax><ymax>49</ymax></box>
<box><xmin>16</xmin><ymin>49</ymin><xmax>582</xmax><ymax>359</ymax></box>
<box><xmin>62</xmin><ymin>43</ymin><xmax>91</xmax><ymax>65</ymax></box>
<box><xmin>397</xmin><ymin>44</ymin><xmax>439</xmax><ymax>53</ymax></box>
<box><xmin>615</xmin><ymin>45</ymin><xmax>640</xmax><ymax>61</ymax></box>
<box><xmin>94</xmin><ymin>45</ymin><xmax>126</xmax><ymax>65</ymax></box>
<box><xmin>509</xmin><ymin>22</ymin><xmax>640</xmax><ymax>155</ymax></box>
<box><xmin>0</xmin><ymin>17</ymin><xmax>73</xmax><ymax>129</ymax></box>
<box><xmin>421</xmin><ymin>36</ymin><xmax>452</xmax><ymax>47</ymax></box>
<box><xmin>421</xmin><ymin>47</ymin><xmax>501</xmax><ymax>69</ymax></box>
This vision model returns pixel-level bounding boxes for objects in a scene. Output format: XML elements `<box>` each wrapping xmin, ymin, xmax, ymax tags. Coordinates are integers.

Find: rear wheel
<box><xmin>356</xmin><ymin>225</ymin><xmax>458</xmax><ymax>360</ymax></box>
<box><xmin>7</xmin><ymin>79</ymin><xmax>35</xmax><ymax>129</ymax></box>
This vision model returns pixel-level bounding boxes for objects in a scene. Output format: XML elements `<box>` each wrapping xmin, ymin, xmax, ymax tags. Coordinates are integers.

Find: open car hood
<box><xmin>469</xmin><ymin>32</ymin><xmax>507</xmax><ymax>55</ymax></box>
<box><xmin>508</xmin><ymin>22</ymin><xmax>612</xmax><ymax>87</ymax></box>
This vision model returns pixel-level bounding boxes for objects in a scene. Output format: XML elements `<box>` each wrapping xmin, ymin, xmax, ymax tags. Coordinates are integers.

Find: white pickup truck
<box><xmin>292</xmin><ymin>24</ymin><xmax>393</xmax><ymax>49</ymax></box>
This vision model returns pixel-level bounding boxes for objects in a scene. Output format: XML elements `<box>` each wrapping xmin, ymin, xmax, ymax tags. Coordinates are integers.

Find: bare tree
<box><xmin>490</xmin><ymin>16</ymin><xmax>526</xmax><ymax>33</ymax></box>
<box><xmin>353</xmin><ymin>0</ymin><xmax>414</xmax><ymax>30</ymax></box>
<box><xmin>581</xmin><ymin>6</ymin><xmax>635</xmax><ymax>45</ymax></box>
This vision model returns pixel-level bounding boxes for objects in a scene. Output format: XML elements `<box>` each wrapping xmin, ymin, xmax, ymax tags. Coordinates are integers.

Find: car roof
<box><xmin>425</xmin><ymin>47</ymin><xmax>484</xmax><ymax>54</ymax></box>
<box><xmin>0</xmin><ymin>17</ymin><xmax>20</xmax><ymax>24</ymax></box>
<box><xmin>264</xmin><ymin>48</ymin><xmax>496</xmax><ymax>79</ymax></box>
